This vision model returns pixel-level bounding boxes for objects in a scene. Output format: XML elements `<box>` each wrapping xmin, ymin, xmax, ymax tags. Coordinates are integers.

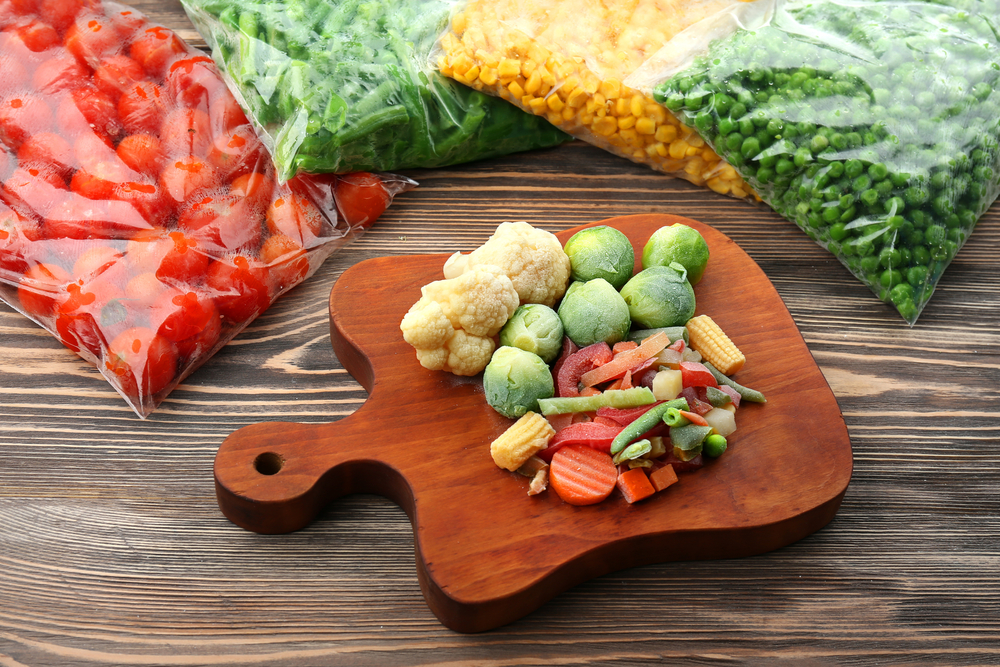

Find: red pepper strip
<box><xmin>551</xmin><ymin>336</ymin><xmax>579</xmax><ymax>380</ymax></box>
<box><xmin>556</xmin><ymin>341</ymin><xmax>613</xmax><ymax>397</ymax></box>
<box><xmin>547</xmin><ymin>412</ymin><xmax>575</xmax><ymax>433</ymax></box>
<box><xmin>537</xmin><ymin>421</ymin><xmax>624</xmax><ymax>461</ymax></box>
<box><xmin>592</xmin><ymin>415</ymin><xmax>620</xmax><ymax>428</ymax></box>
<box><xmin>681</xmin><ymin>387</ymin><xmax>714</xmax><ymax>415</ymax></box>
<box><xmin>596</xmin><ymin>401</ymin><xmax>667</xmax><ymax>426</ymax></box>
<box><xmin>680</xmin><ymin>360</ymin><xmax>719</xmax><ymax>388</ymax></box>
<box><xmin>668</xmin><ymin>337</ymin><xmax>686</xmax><ymax>353</ymax></box>
<box><xmin>641</xmin><ymin>422</ymin><xmax>669</xmax><ymax>440</ymax></box>
<box><xmin>717</xmin><ymin>384</ymin><xmax>742</xmax><ymax>408</ymax></box>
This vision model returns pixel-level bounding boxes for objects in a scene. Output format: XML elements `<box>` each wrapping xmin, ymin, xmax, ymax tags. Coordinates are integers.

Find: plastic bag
<box><xmin>641</xmin><ymin>0</ymin><xmax>1000</xmax><ymax>324</ymax></box>
<box><xmin>179</xmin><ymin>0</ymin><xmax>571</xmax><ymax>181</ymax></box>
<box><xmin>433</xmin><ymin>0</ymin><xmax>755</xmax><ymax>199</ymax></box>
<box><xmin>0</xmin><ymin>0</ymin><xmax>415</xmax><ymax>417</ymax></box>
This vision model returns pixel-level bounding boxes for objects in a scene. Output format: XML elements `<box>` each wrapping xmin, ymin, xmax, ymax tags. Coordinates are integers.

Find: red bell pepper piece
<box><xmin>551</xmin><ymin>336</ymin><xmax>579</xmax><ymax>380</ymax></box>
<box><xmin>680</xmin><ymin>387</ymin><xmax>714</xmax><ymax>415</ymax></box>
<box><xmin>537</xmin><ymin>421</ymin><xmax>623</xmax><ymax>461</ymax></box>
<box><xmin>556</xmin><ymin>341</ymin><xmax>613</xmax><ymax>397</ymax></box>
<box><xmin>597</xmin><ymin>401</ymin><xmax>667</xmax><ymax>426</ymax></box>
<box><xmin>680</xmin><ymin>361</ymin><xmax>718</xmax><ymax>388</ymax></box>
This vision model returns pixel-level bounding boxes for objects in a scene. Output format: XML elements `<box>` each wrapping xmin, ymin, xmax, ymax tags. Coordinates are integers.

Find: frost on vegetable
<box><xmin>443</xmin><ymin>221</ymin><xmax>571</xmax><ymax>307</ymax></box>
<box><xmin>400</xmin><ymin>265</ymin><xmax>518</xmax><ymax>376</ymax></box>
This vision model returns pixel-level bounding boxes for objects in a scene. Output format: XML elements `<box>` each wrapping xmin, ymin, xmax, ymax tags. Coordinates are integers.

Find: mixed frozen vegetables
<box><xmin>399</xmin><ymin>220</ymin><xmax>765</xmax><ymax>507</ymax></box>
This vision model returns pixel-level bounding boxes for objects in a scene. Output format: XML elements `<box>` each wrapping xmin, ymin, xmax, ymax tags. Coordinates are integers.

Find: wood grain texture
<box><xmin>214</xmin><ymin>214</ymin><xmax>852</xmax><ymax>631</ymax></box>
<box><xmin>1</xmin><ymin>0</ymin><xmax>999</xmax><ymax>664</ymax></box>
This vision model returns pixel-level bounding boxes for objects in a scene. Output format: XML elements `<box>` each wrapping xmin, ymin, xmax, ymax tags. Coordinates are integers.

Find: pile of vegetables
<box><xmin>649</xmin><ymin>0</ymin><xmax>1000</xmax><ymax>323</ymax></box>
<box><xmin>400</xmin><ymin>221</ymin><xmax>765</xmax><ymax>506</ymax></box>
<box><xmin>180</xmin><ymin>0</ymin><xmax>570</xmax><ymax>179</ymax></box>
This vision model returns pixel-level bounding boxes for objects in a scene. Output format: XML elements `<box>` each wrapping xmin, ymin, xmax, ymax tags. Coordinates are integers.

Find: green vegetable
<box><xmin>499</xmin><ymin>304</ymin><xmax>564</xmax><ymax>364</ymax></box>
<box><xmin>703</xmin><ymin>362</ymin><xmax>767</xmax><ymax>404</ymax></box>
<box><xmin>641</xmin><ymin>224</ymin><xmax>710</xmax><ymax>285</ymax></box>
<box><xmin>180</xmin><ymin>0</ymin><xmax>570</xmax><ymax>179</ymax></box>
<box><xmin>705</xmin><ymin>386</ymin><xmax>733</xmax><ymax>407</ymax></box>
<box><xmin>538</xmin><ymin>387</ymin><xmax>656</xmax><ymax>416</ymax></box>
<box><xmin>612</xmin><ymin>439</ymin><xmax>652</xmax><ymax>466</ymax></box>
<box><xmin>670</xmin><ymin>424</ymin><xmax>712</xmax><ymax>461</ymax></box>
<box><xmin>619</xmin><ymin>264</ymin><xmax>696</xmax><ymax>329</ymax></box>
<box><xmin>482</xmin><ymin>346</ymin><xmax>554</xmax><ymax>419</ymax></box>
<box><xmin>609</xmin><ymin>398</ymin><xmax>689</xmax><ymax>454</ymax></box>
<box><xmin>563</xmin><ymin>225</ymin><xmax>635</xmax><ymax>290</ymax></box>
<box><xmin>653</xmin><ymin>0</ymin><xmax>1000</xmax><ymax>324</ymax></box>
<box><xmin>703</xmin><ymin>433</ymin><xmax>728</xmax><ymax>458</ymax></box>
<box><xmin>557</xmin><ymin>278</ymin><xmax>631</xmax><ymax>347</ymax></box>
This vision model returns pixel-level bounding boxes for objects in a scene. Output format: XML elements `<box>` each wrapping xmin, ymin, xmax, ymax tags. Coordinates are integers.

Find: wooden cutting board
<box><xmin>214</xmin><ymin>213</ymin><xmax>853</xmax><ymax>633</ymax></box>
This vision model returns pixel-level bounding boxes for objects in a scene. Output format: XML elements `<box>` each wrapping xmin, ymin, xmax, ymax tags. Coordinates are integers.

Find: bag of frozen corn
<box><xmin>433</xmin><ymin>0</ymin><xmax>755</xmax><ymax>199</ymax></box>
<box><xmin>631</xmin><ymin>0</ymin><xmax>1000</xmax><ymax>323</ymax></box>
<box><xmin>179</xmin><ymin>0</ymin><xmax>571</xmax><ymax>180</ymax></box>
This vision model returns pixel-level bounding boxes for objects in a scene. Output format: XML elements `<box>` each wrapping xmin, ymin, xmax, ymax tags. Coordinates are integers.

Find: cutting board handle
<box><xmin>213</xmin><ymin>414</ymin><xmax>412</xmax><ymax>534</ymax></box>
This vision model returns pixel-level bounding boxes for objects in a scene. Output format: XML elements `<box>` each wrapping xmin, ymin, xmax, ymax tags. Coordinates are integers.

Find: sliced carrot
<box><xmin>612</xmin><ymin>340</ymin><xmax>639</xmax><ymax>354</ymax></box>
<box><xmin>580</xmin><ymin>331</ymin><xmax>669</xmax><ymax>388</ymax></box>
<box><xmin>649</xmin><ymin>464</ymin><xmax>679</xmax><ymax>492</ymax></box>
<box><xmin>678</xmin><ymin>409</ymin><xmax>709</xmax><ymax>427</ymax></box>
<box><xmin>605</xmin><ymin>378</ymin><xmax>623</xmax><ymax>391</ymax></box>
<box><xmin>620</xmin><ymin>369</ymin><xmax>633</xmax><ymax>390</ymax></box>
<box><xmin>617</xmin><ymin>467</ymin><xmax>656</xmax><ymax>504</ymax></box>
<box><xmin>579</xmin><ymin>386</ymin><xmax>602</xmax><ymax>397</ymax></box>
<box><xmin>549</xmin><ymin>444</ymin><xmax>618</xmax><ymax>506</ymax></box>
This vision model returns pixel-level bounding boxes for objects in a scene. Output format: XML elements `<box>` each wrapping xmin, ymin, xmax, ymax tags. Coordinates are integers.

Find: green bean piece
<box><xmin>609</xmin><ymin>398</ymin><xmax>689</xmax><ymax>455</ymax></box>
<box><xmin>538</xmin><ymin>388</ymin><xmax>656</xmax><ymax>416</ymax></box>
<box><xmin>705</xmin><ymin>386</ymin><xmax>732</xmax><ymax>407</ymax></box>
<box><xmin>612</xmin><ymin>439</ymin><xmax>653</xmax><ymax>466</ymax></box>
<box><xmin>703</xmin><ymin>363</ymin><xmax>766</xmax><ymax>403</ymax></box>
<box><xmin>662</xmin><ymin>407</ymin><xmax>690</xmax><ymax>427</ymax></box>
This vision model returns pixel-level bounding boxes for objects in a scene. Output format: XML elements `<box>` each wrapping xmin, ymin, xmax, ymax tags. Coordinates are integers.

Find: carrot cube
<box><xmin>617</xmin><ymin>467</ymin><xmax>656</xmax><ymax>504</ymax></box>
<box><xmin>649</xmin><ymin>464</ymin><xmax>679</xmax><ymax>492</ymax></box>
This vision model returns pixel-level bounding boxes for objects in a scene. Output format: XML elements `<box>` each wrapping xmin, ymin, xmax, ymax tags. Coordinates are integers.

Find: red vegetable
<box><xmin>596</xmin><ymin>401</ymin><xmax>667</xmax><ymax>426</ymax></box>
<box><xmin>648</xmin><ymin>464</ymin><xmax>679</xmax><ymax>492</ymax></box>
<box><xmin>680</xmin><ymin>360</ymin><xmax>719</xmax><ymax>388</ymax></box>
<box><xmin>537</xmin><ymin>421</ymin><xmax>623</xmax><ymax>461</ymax></box>
<box><xmin>617</xmin><ymin>467</ymin><xmax>656</xmax><ymax>504</ymax></box>
<box><xmin>552</xmin><ymin>336</ymin><xmax>579</xmax><ymax>380</ymax></box>
<box><xmin>556</xmin><ymin>341</ymin><xmax>613</xmax><ymax>397</ymax></box>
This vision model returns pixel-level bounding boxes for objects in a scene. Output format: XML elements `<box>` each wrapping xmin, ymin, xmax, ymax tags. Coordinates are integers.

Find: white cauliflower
<box><xmin>400</xmin><ymin>265</ymin><xmax>519</xmax><ymax>376</ymax></box>
<box><xmin>443</xmin><ymin>221</ymin><xmax>571</xmax><ymax>307</ymax></box>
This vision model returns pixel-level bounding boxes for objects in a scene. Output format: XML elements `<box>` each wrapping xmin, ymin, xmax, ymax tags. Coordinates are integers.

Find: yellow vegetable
<box><xmin>435</xmin><ymin>0</ymin><xmax>755</xmax><ymax>198</ymax></box>
<box><xmin>491</xmin><ymin>412</ymin><xmax>555</xmax><ymax>471</ymax></box>
<box><xmin>686</xmin><ymin>314</ymin><xmax>746</xmax><ymax>376</ymax></box>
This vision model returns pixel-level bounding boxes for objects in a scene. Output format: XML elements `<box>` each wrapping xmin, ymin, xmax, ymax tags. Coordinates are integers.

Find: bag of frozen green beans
<box><xmin>180</xmin><ymin>0</ymin><xmax>570</xmax><ymax>180</ymax></box>
<box><xmin>630</xmin><ymin>0</ymin><xmax>1000</xmax><ymax>324</ymax></box>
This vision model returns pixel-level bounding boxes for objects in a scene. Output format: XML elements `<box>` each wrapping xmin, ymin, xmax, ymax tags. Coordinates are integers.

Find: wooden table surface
<box><xmin>2</xmin><ymin>2</ymin><xmax>999</xmax><ymax>665</ymax></box>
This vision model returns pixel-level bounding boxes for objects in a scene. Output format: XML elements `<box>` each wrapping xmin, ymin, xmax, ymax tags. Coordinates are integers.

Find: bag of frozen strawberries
<box><xmin>0</xmin><ymin>0</ymin><xmax>414</xmax><ymax>417</ymax></box>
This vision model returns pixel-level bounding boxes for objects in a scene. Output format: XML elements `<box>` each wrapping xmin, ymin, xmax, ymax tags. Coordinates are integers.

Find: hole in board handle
<box><xmin>254</xmin><ymin>452</ymin><xmax>284</xmax><ymax>476</ymax></box>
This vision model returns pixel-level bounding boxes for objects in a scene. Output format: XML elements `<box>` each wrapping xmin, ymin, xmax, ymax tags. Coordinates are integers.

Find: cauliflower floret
<box><xmin>443</xmin><ymin>221</ymin><xmax>571</xmax><ymax>307</ymax></box>
<box><xmin>421</xmin><ymin>264</ymin><xmax>518</xmax><ymax>338</ymax></box>
<box><xmin>416</xmin><ymin>329</ymin><xmax>495</xmax><ymax>376</ymax></box>
<box><xmin>400</xmin><ymin>265</ymin><xmax>519</xmax><ymax>376</ymax></box>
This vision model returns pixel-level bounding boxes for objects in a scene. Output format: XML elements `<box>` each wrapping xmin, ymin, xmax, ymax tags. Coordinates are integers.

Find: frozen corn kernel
<box><xmin>635</xmin><ymin>117</ymin><xmax>656</xmax><ymax>135</ymax></box>
<box><xmin>686</xmin><ymin>314</ymin><xmax>745</xmax><ymax>376</ymax></box>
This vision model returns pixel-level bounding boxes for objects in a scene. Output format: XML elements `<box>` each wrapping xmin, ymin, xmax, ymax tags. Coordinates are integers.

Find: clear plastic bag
<box><xmin>640</xmin><ymin>0</ymin><xmax>1000</xmax><ymax>323</ymax></box>
<box><xmin>433</xmin><ymin>0</ymin><xmax>756</xmax><ymax>199</ymax></box>
<box><xmin>179</xmin><ymin>0</ymin><xmax>571</xmax><ymax>181</ymax></box>
<box><xmin>0</xmin><ymin>0</ymin><xmax>414</xmax><ymax>417</ymax></box>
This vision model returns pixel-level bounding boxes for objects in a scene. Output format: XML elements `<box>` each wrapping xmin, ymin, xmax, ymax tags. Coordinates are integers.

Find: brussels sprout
<box><xmin>483</xmin><ymin>346</ymin><xmax>555</xmax><ymax>419</ymax></box>
<box><xmin>642</xmin><ymin>224</ymin><xmax>710</xmax><ymax>285</ymax></box>
<box><xmin>563</xmin><ymin>225</ymin><xmax>635</xmax><ymax>290</ymax></box>
<box><xmin>619</xmin><ymin>265</ymin><xmax>696</xmax><ymax>328</ymax></box>
<box><xmin>556</xmin><ymin>278</ymin><xmax>631</xmax><ymax>346</ymax></box>
<box><xmin>499</xmin><ymin>304</ymin><xmax>564</xmax><ymax>363</ymax></box>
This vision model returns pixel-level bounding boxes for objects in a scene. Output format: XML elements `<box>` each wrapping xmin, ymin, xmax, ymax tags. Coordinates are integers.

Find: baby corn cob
<box><xmin>490</xmin><ymin>412</ymin><xmax>555</xmax><ymax>471</ymax></box>
<box><xmin>686</xmin><ymin>314</ymin><xmax>745</xmax><ymax>376</ymax></box>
